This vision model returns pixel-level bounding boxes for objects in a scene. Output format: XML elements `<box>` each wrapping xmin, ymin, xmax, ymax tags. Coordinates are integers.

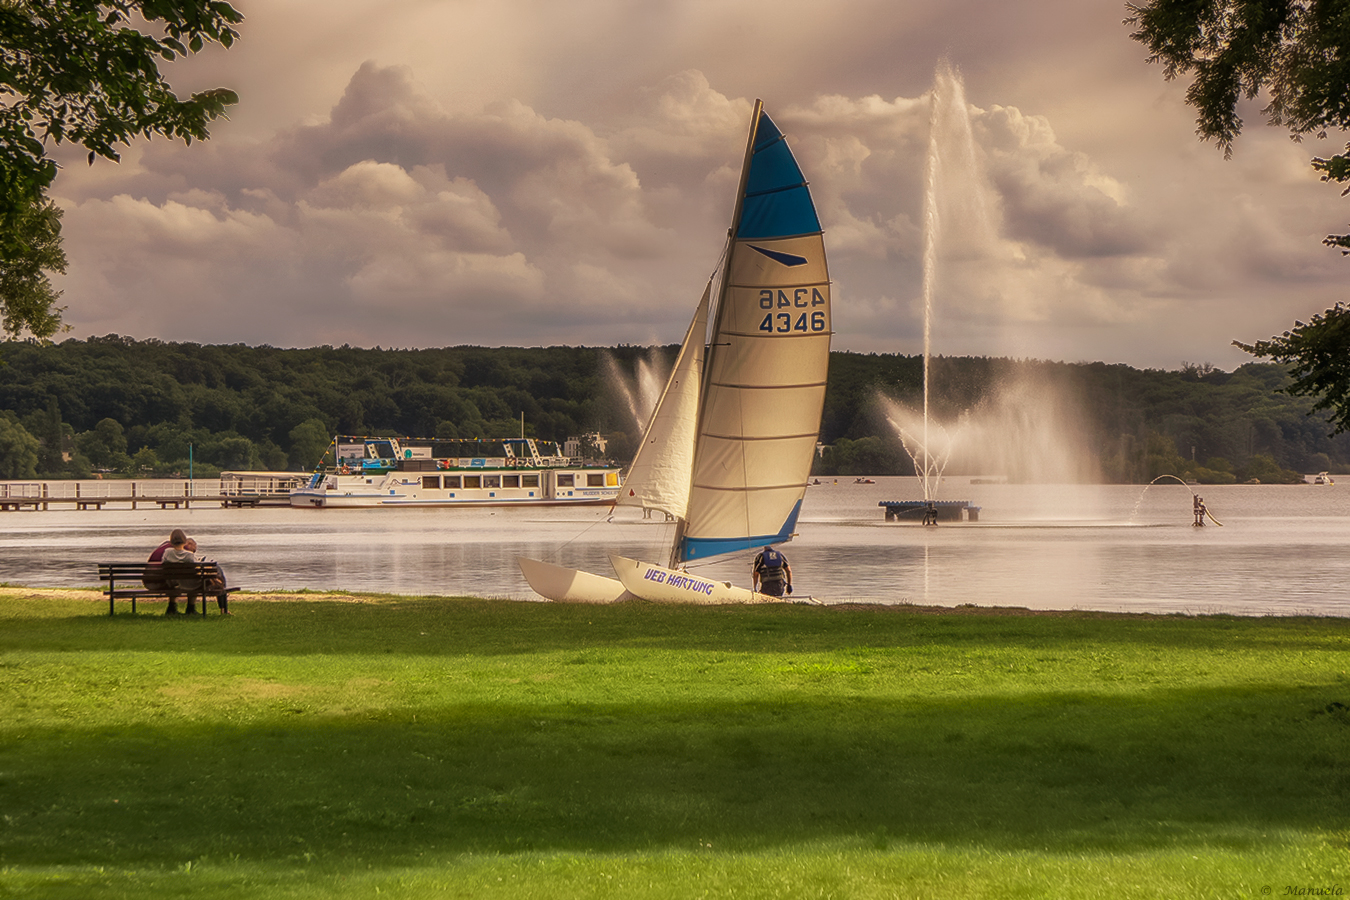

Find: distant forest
<box><xmin>1</xmin><ymin>335</ymin><xmax>1346</xmax><ymax>483</ymax></box>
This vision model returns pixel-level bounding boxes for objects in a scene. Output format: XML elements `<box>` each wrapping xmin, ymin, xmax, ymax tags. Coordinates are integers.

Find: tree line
<box><xmin>0</xmin><ymin>335</ymin><xmax>1346</xmax><ymax>482</ymax></box>
<box><xmin>814</xmin><ymin>355</ymin><xmax>1348</xmax><ymax>483</ymax></box>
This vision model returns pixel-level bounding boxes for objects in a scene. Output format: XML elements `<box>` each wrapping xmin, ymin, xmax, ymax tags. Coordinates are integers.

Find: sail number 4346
<box><xmin>758</xmin><ymin>288</ymin><xmax>828</xmax><ymax>334</ymax></box>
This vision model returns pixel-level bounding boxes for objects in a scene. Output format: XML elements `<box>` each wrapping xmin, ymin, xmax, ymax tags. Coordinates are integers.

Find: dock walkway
<box><xmin>0</xmin><ymin>480</ymin><xmax>294</xmax><ymax>511</ymax></box>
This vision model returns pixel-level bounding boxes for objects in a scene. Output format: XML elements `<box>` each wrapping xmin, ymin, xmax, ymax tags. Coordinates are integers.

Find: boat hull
<box><xmin>289</xmin><ymin>489</ymin><xmax>389</xmax><ymax>508</ymax></box>
<box><xmin>516</xmin><ymin>557</ymin><xmax>635</xmax><ymax>603</ymax></box>
<box><xmin>608</xmin><ymin>555</ymin><xmax>780</xmax><ymax>604</ymax></box>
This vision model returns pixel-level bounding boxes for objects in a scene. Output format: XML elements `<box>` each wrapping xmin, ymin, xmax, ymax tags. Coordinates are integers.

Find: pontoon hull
<box><xmin>608</xmin><ymin>555</ymin><xmax>779</xmax><ymax>604</ymax></box>
<box><xmin>516</xmin><ymin>556</ymin><xmax>634</xmax><ymax>603</ymax></box>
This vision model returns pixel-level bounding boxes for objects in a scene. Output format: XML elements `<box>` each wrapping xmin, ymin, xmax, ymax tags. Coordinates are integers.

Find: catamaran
<box><xmin>518</xmin><ymin>100</ymin><xmax>830</xmax><ymax>602</ymax></box>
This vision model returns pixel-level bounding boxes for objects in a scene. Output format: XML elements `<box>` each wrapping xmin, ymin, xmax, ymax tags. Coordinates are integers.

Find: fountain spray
<box><xmin>917</xmin><ymin>60</ymin><xmax>974</xmax><ymax>500</ymax></box>
<box><xmin>919</xmin><ymin>66</ymin><xmax>943</xmax><ymax>498</ymax></box>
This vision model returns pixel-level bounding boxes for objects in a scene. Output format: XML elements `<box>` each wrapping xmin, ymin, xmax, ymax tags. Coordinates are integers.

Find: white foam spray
<box><xmin>892</xmin><ymin>61</ymin><xmax>1099</xmax><ymax>493</ymax></box>
<box><xmin>601</xmin><ymin>349</ymin><xmax>673</xmax><ymax>435</ymax></box>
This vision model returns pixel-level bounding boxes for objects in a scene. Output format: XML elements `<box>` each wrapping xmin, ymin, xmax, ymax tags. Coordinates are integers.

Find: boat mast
<box><xmin>670</xmin><ymin>99</ymin><xmax>763</xmax><ymax>570</ymax></box>
<box><xmin>704</xmin><ymin>98</ymin><xmax>762</xmax><ymax>390</ymax></box>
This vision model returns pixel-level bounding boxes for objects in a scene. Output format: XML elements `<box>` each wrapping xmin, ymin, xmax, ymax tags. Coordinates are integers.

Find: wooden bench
<box><xmin>96</xmin><ymin>562</ymin><xmax>239</xmax><ymax>616</ymax></box>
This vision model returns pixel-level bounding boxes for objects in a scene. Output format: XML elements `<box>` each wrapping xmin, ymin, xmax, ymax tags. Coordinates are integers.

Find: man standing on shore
<box><xmin>752</xmin><ymin>546</ymin><xmax>792</xmax><ymax>598</ymax></box>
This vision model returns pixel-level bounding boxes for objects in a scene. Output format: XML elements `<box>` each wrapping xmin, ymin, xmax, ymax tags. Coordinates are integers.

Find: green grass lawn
<box><xmin>1</xmin><ymin>590</ymin><xmax>1347</xmax><ymax>899</ymax></box>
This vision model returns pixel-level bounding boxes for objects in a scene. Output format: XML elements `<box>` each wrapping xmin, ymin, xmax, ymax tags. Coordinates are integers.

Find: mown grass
<box><xmin>0</xmin><ymin>590</ymin><xmax>1347</xmax><ymax>898</ymax></box>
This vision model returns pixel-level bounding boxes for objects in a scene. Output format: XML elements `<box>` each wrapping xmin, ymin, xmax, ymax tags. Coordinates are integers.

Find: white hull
<box><xmin>289</xmin><ymin>489</ymin><xmax>391</xmax><ymax>508</ymax></box>
<box><xmin>516</xmin><ymin>557</ymin><xmax>635</xmax><ymax>603</ymax></box>
<box><xmin>608</xmin><ymin>555</ymin><xmax>780</xmax><ymax>604</ymax></box>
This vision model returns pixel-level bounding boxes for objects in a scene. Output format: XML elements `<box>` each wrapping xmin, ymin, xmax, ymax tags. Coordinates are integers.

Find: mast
<box><xmin>670</xmin><ymin>101</ymin><xmax>764</xmax><ymax>569</ymax></box>
<box><xmin>702</xmin><ymin>99</ymin><xmax>763</xmax><ymax>402</ymax></box>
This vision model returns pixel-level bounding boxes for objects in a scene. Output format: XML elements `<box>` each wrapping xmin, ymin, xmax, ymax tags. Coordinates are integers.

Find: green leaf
<box><xmin>0</xmin><ymin>0</ymin><xmax>242</xmax><ymax>340</ymax></box>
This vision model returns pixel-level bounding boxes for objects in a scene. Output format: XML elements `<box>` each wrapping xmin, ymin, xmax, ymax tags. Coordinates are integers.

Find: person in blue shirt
<box><xmin>752</xmin><ymin>546</ymin><xmax>792</xmax><ymax>597</ymax></box>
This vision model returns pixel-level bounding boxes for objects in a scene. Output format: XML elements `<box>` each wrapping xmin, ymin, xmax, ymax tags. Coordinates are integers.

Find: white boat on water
<box><xmin>290</xmin><ymin>435</ymin><xmax>621</xmax><ymax>508</ymax></box>
<box><xmin>1314</xmin><ymin>471</ymin><xmax>1335</xmax><ymax>485</ymax></box>
<box><xmin>519</xmin><ymin>100</ymin><xmax>830</xmax><ymax>603</ymax></box>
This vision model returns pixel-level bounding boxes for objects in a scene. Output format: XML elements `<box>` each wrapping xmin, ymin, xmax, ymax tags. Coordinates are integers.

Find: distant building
<box><xmin>564</xmin><ymin>433</ymin><xmax>608</xmax><ymax>458</ymax></box>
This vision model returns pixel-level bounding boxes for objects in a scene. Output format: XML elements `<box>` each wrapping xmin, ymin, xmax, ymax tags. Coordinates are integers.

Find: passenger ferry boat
<box><xmin>290</xmin><ymin>435</ymin><xmax>622</xmax><ymax>508</ymax></box>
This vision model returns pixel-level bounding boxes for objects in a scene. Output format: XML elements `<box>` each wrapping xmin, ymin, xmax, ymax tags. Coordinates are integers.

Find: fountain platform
<box><xmin>880</xmin><ymin>500</ymin><xmax>980</xmax><ymax>523</ymax></box>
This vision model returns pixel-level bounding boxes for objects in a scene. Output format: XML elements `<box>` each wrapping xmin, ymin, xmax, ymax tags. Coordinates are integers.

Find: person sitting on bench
<box><xmin>143</xmin><ymin>533</ymin><xmax>174</xmax><ymax>606</ymax></box>
<box><xmin>160</xmin><ymin>529</ymin><xmax>233</xmax><ymax>616</ymax></box>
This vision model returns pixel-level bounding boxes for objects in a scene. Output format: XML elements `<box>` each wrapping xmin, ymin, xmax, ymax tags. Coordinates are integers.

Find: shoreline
<box><xmin>0</xmin><ymin>585</ymin><xmax>396</xmax><ymax>605</ymax></box>
<box><xmin>4</xmin><ymin>585</ymin><xmax>1343</xmax><ymax>620</ymax></box>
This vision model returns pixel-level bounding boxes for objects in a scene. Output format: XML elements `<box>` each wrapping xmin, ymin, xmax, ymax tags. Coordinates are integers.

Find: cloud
<box><xmin>978</xmin><ymin>104</ymin><xmax>1152</xmax><ymax>259</ymax></box>
<box><xmin>47</xmin><ymin>29</ymin><xmax>1350</xmax><ymax>369</ymax></box>
<box><xmin>57</xmin><ymin>63</ymin><xmax>698</xmax><ymax>346</ymax></box>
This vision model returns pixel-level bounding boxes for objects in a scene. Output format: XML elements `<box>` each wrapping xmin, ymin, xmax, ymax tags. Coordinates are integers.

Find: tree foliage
<box><xmin>0</xmin><ymin>1</ymin><xmax>242</xmax><ymax>339</ymax></box>
<box><xmin>1234</xmin><ymin>302</ymin><xmax>1350</xmax><ymax>434</ymax></box>
<box><xmin>0</xmin><ymin>339</ymin><xmax>1346</xmax><ymax>481</ymax></box>
<box><xmin>0</xmin><ymin>337</ymin><xmax>646</xmax><ymax>477</ymax></box>
<box><xmin>0</xmin><ymin>409</ymin><xmax>39</xmax><ymax>478</ymax></box>
<box><xmin>1126</xmin><ymin>0</ymin><xmax>1350</xmax><ymax>248</ymax></box>
<box><xmin>0</xmin><ymin>194</ymin><xmax>65</xmax><ymax>339</ymax></box>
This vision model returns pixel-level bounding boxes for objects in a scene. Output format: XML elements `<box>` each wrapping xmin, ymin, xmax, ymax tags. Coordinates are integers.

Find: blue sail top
<box><xmin>735</xmin><ymin>112</ymin><xmax>821</xmax><ymax>240</ymax></box>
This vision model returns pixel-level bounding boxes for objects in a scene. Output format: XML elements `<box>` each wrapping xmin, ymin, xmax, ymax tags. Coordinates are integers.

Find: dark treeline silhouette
<box><xmin>0</xmin><ymin>336</ymin><xmax>1345</xmax><ymax>483</ymax></box>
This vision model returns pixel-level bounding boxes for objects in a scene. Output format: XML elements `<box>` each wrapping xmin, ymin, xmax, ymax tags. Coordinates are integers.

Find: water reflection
<box><xmin>1</xmin><ymin>477</ymin><xmax>1346</xmax><ymax>616</ymax></box>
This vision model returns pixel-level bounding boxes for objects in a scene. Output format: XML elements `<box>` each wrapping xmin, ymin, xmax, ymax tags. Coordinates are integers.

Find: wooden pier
<box><xmin>880</xmin><ymin>500</ymin><xmax>981</xmax><ymax>523</ymax></box>
<box><xmin>0</xmin><ymin>477</ymin><xmax>300</xmax><ymax>511</ymax></box>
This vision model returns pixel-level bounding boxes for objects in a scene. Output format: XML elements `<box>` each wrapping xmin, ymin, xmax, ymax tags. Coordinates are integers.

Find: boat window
<box><xmin>463</xmin><ymin>475</ymin><xmax>482</xmax><ymax>489</ymax></box>
<box><xmin>422</xmin><ymin>475</ymin><xmax>440</xmax><ymax>490</ymax></box>
<box><xmin>502</xmin><ymin>474</ymin><xmax>520</xmax><ymax>488</ymax></box>
<box><xmin>556</xmin><ymin>473</ymin><xmax>574</xmax><ymax>487</ymax></box>
<box><xmin>587</xmin><ymin>473</ymin><xmax>605</xmax><ymax>487</ymax></box>
<box><xmin>606</xmin><ymin>471</ymin><xmax>619</xmax><ymax>487</ymax></box>
<box><xmin>443</xmin><ymin>475</ymin><xmax>461</xmax><ymax>489</ymax></box>
<box><xmin>522</xmin><ymin>474</ymin><xmax>539</xmax><ymax>488</ymax></box>
<box><xmin>483</xmin><ymin>475</ymin><xmax>501</xmax><ymax>489</ymax></box>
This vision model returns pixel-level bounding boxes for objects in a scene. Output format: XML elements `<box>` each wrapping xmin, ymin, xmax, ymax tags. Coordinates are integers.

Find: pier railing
<box><xmin>0</xmin><ymin>478</ymin><xmax>295</xmax><ymax>510</ymax></box>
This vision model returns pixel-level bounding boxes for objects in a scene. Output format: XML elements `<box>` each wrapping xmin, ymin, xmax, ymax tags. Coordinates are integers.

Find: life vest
<box><xmin>755</xmin><ymin>549</ymin><xmax>786</xmax><ymax>585</ymax></box>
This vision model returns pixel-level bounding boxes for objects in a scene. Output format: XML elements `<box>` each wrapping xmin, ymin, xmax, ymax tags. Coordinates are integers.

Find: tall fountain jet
<box><xmin>882</xmin><ymin>60</ymin><xmax>1100</xmax><ymax>517</ymax></box>
<box><xmin>913</xmin><ymin>59</ymin><xmax>981</xmax><ymax>502</ymax></box>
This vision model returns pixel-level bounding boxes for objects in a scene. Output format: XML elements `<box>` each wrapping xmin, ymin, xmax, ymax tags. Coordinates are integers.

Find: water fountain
<box><xmin>879</xmin><ymin>61</ymin><xmax>980</xmax><ymax>524</ymax></box>
<box><xmin>602</xmin><ymin>349</ymin><xmax>672</xmax><ymax>436</ymax></box>
<box><xmin>1131</xmin><ymin>474</ymin><xmax>1224</xmax><ymax>526</ymax></box>
<box><xmin>878</xmin><ymin>62</ymin><xmax>1101</xmax><ymax>524</ymax></box>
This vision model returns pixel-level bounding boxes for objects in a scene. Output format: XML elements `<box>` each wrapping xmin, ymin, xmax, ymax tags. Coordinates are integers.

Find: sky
<box><xmin>45</xmin><ymin>0</ymin><xmax>1350</xmax><ymax>370</ymax></box>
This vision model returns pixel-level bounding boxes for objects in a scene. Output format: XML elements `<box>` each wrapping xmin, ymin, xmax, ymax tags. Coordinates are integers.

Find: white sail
<box><xmin>520</xmin><ymin>101</ymin><xmax>829</xmax><ymax>603</ymax></box>
<box><xmin>677</xmin><ymin>104</ymin><xmax>830</xmax><ymax>563</ymax></box>
<box><xmin>615</xmin><ymin>286</ymin><xmax>709</xmax><ymax>520</ymax></box>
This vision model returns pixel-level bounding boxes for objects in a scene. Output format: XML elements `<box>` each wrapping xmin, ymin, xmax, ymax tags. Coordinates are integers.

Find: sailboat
<box><xmin>517</xmin><ymin>100</ymin><xmax>830</xmax><ymax>603</ymax></box>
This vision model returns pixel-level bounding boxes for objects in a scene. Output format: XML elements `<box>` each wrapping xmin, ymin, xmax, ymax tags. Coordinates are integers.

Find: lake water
<box><xmin>1</xmin><ymin>477</ymin><xmax>1346</xmax><ymax>616</ymax></box>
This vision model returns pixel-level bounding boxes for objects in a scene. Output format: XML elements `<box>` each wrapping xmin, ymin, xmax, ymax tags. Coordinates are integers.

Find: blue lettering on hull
<box><xmin>643</xmin><ymin>567</ymin><xmax>715</xmax><ymax>596</ymax></box>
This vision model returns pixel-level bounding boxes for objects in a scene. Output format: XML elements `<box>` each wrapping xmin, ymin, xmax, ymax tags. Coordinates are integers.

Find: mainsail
<box><xmin>676</xmin><ymin>101</ymin><xmax>831</xmax><ymax>563</ymax></box>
